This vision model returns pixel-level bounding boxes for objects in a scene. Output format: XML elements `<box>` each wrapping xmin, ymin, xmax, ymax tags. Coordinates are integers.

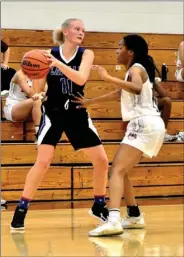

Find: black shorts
<box><xmin>37</xmin><ymin>106</ymin><xmax>101</xmax><ymax>150</ymax></box>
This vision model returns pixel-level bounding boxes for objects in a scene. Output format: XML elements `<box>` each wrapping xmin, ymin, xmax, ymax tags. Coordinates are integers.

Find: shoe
<box><xmin>177</xmin><ymin>132</ymin><xmax>184</xmax><ymax>141</ymax></box>
<box><xmin>1</xmin><ymin>205</ymin><xmax>7</xmax><ymax>211</ymax></box>
<box><xmin>10</xmin><ymin>206</ymin><xmax>27</xmax><ymax>231</ymax></box>
<box><xmin>164</xmin><ymin>133</ymin><xmax>178</xmax><ymax>142</ymax></box>
<box><xmin>121</xmin><ymin>213</ymin><xmax>145</xmax><ymax>229</ymax></box>
<box><xmin>89</xmin><ymin>219</ymin><xmax>123</xmax><ymax>237</ymax></box>
<box><xmin>89</xmin><ymin>236</ymin><xmax>124</xmax><ymax>256</ymax></box>
<box><xmin>1</xmin><ymin>90</ymin><xmax>9</xmax><ymax>98</ymax></box>
<box><xmin>89</xmin><ymin>202</ymin><xmax>109</xmax><ymax>223</ymax></box>
<box><xmin>1</xmin><ymin>198</ymin><xmax>7</xmax><ymax>205</ymax></box>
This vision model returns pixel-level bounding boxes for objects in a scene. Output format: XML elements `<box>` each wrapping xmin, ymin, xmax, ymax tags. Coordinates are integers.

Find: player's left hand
<box><xmin>71</xmin><ymin>92</ymin><xmax>91</xmax><ymax>109</ymax></box>
<box><xmin>92</xmin><ymin>65</ymin><xmax>109</xmax><ymax>81</ymax></box>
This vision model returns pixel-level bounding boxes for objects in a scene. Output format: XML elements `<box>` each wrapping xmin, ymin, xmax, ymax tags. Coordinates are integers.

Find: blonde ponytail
<box><xmin>53</xmin><ymin>18</ymin><xmax>80</xmax><ymax>45</ymax></box>
<box><xmin>52</xmin><ymin>27</ymin><xmax>64</xmax><ymax>45</ymax></box>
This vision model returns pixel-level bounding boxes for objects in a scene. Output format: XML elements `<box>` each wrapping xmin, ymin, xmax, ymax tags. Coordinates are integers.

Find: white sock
<box><xmin>35</xmin><ymin>126</ymin><xmax>39</xmax><ymax>134</ymax></box>
<box><xmin>109</xmin><ymin>208</ymin><xmax>121</xmax><ymax>223</ymax></box>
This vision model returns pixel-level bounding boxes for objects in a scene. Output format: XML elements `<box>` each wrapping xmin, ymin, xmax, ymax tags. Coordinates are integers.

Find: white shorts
<box><xmin>121</xmin><ymin>116</ymin><xmax>165</xmax><ymax>158</ymax></box>
<box><xmin>176</xmin><ymin>68</ymin><xmax>184</xmax><ymax>82</ymax></box>
<box><xmin>3</xmin><ymin>100</ymin><xmax>20</xmax><ymax>122</ymax></box>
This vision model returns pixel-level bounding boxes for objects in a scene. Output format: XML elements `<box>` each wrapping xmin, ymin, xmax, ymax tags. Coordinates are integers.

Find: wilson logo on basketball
<box><xmin>22</xmin><ymin>60</ymin><xmax>40</xmax><ymax>69</ymax></box>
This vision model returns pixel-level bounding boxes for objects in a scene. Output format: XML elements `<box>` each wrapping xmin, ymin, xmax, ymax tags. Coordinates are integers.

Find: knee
<box><xmin>110</xmin><ymin>165</ymin><xmax>128</xmax><ymax>177</ymax></box>
<box><xmin>95</xmin><ymin>155</ymin><xmax>109</xmax><ymax>171</ymax></box>
<box><xmin>35</xmin><ymin>156</ymin><xmax>52</xmax><ymax>170</ymax></box>
<box><xmin>33</xmin><ymin>99</ymin><xmax>42</xmax><ymax>108</ymax></box>
<box><xmin>162</xmin><ymin>97</ymin><xmax>171</xmax><ymax>104</ymax></box>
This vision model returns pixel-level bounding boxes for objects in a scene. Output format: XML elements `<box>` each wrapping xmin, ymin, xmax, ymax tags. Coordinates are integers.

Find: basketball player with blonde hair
<box><xmin>11</xmin><ymin>18</ymin><xmax>108</xmax><ymax>230</ymax></box>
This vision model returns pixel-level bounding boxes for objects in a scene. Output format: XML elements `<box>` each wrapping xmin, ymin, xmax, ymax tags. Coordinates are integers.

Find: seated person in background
<box><xmin>154</xmin><ymin>78</ymin><xmax>178</xmax><ymax>142</ymax></box>
<box><xmin>3</xmin><ymin>69</ymin><xmax>47</xmax><ymax>136</ymax></box>
<box><xmin>1</xmin><ymin>40</ymin><xmax>16</xmax><ymax>96</ymax></box>
<box><xmin>1</xmin><ymin>40</ymin><xmax>10</xmax><ymax>70</ymax></box>
<box><xmin>175</xmin><ymin>41</ymin><xmax>184</xmax><ymax>82</ymax></box>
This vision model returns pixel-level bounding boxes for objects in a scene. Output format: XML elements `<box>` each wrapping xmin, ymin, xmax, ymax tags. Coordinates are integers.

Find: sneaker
<box><xmin>177</xmin><ymin>132</ymin><xmax>184</xmax><ymax>141</ymax></box>
<box><xmin>1</xmin><ymin>90</ymin><xmax>9</xmax><ymax>98</ymax></box>
<box><xmin>10</xmin><ymin>206</ymin><xmax>27</xmax><ymax>231</ymax></box>
<box><xmin>164</xmin><ymin>133</ymin><xmax>178</xmax><ymax>142</ymax></box>
<box><xmin>1</xmin><ymin>198</ymin><xmax>7</xmax><ymax>205</ymax></box>
<box><xmin>121</xmin><ymin>213</ymin><xmax>145</xmax><ymax>229</ymax></box>
<box><xmin>89</xmin><ymin>202</ymin><xmax>109</xmax><ymax>223</ymax></box>
<box><xmin>1</xmin><ymin>205</ymin><xmax>7</xmax><ymax>211</ymax></box>
<box><xmin>89</xmin><ymin>219</ymin><xmax>123</xmax><ymax>237</ymax></box>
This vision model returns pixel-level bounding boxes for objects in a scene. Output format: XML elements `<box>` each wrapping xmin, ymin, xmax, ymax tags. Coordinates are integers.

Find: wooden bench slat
<box><xmin>85</xmin><ymin>81</ymin><xmax>184</xmax><ymax>99</ymax></box>
<box><xmin>2</xmin><ymin>189</ymin><xmax>71</xmax><ymax>201</ymax></box>
<box><xmin>1</xmin><ymin>122</ymin><xmax>24</xmax><ymax>141</ymax></box>
<box><xmin>73</xmin><ymin>165</ymin><xmax>184</xmax><ymax>188</ymax></box>
<box><xmin>88</xmin><ymin>101</ymin><xmax>184</xmax><ymax>119</ymax></box>
<box><xmin>1</xmin><ymin>142</ymin><xmax>183</xmax><ymax>165</ymax></box>
<box><xmin>25</xmin><ymin>119</ymin><xmax>184</xmax><ymax>142</ymax></box>
<box><xmin>2</xmin><ymin>164</ymin><xmax>183</xmax><ymax>190</ymax></box>
<box><xmin>2</xmin><ymin>167</ymin><xmax>71</xmax><ymax>190</ymax></box>
<box><xmin>1</xmin><ymin>119</ymin><xmax>183</xmax><ymax>142</ymax></box>
<box><xmin>74</xmin><ymin>186</ymin><xmax>184</xmax><ymax>199</ymax></box>
<box><xmin>2</xmin><ymin>185</ymin><xmax>183</xmax><ymax>201</ymax></box>
<box><xmin>8</xmin><ymin>63</ymin><xmax>180</xmax><ymax>83</ymax></box>
<box><xmin>2</xmin><ymin>30</ymin><xmax>183</xmax><ymax>49</ymax></box>
<box><xmin>1</xmin><ymin>99</ymin><xmax>184</xmax><ymax>120</ymax></box>
<box><xmin>8</xmin><ymin>47</ymin><xmax>177</xmax><ymax>65</ymax></box>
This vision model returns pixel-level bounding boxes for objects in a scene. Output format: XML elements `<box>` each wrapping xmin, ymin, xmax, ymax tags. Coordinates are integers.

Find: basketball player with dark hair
<box><xmin>73</xmin><ymin>34</ymin><xmax>165</xmax><ymax>236</ymax></box>
<box><xmin>10</xmin><ymin>18</ymin><xmax>109</xmax><ymax>231</ymax></box>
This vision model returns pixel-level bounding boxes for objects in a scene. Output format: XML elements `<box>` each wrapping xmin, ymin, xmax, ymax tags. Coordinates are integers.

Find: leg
<box><xmin>89</xmin><ymin>144</ymin><xmax>142</xmax><ymax>236</ymax></box>
<box><xmin>11</xmin><ymin>98</ymin><xmax>34</xmax><ymax>121</ymax></box>
<box><xmin>157</xmin><ymin>97</ymin><xmax>171</xmax><ymax>128</ymax></box>
<box><xmin>123</xmin><ymin>174</ymin><xmax>137</xmax><ymax>206</ymax></box>
<box><xmin>11</xmin><ymin>144</ymin><xmax>55</xmax><ymax>230</ymax></box>
<box><xmin>109</xmin><ymin>144</ymin><xmax>142</xmax><ymax>209</ymax></box>
<box><xmin>83</xmin><ymin>145</ymin><xmax>109</xmax><ymax>222</ymax></box>
<box><xmin>22</xmin><ymin>145</ymin><xmax>54</xmax><ymax>199</ymax></box>
<box><xmin>158</xmin><ymin>97</ymin><xmax>178</xmax><ymax>141</ymax></box>
<box><xmin>83</xmin><ymin>145</ymin><xmax>108</xmax><ymax>196</ymax></box>
<box><xmin>11</xmin><ymin>98</ymin><xmax>42</xmax><ymax>133</ymax></box>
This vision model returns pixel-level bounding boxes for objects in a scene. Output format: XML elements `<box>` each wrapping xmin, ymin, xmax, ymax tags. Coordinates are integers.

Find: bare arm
<box><xmin>94</xmin><ymin>66</ymin><xmax>143</xmax><ymax>95</ymax></box>
<box><xmin>14</xmin><ymin>70</ymin><xmax>35</xmax><ymax>97</ymax></box>
<box><xmin>153</xmin><ymin>80</ymin><xmax>167</xmax><ymax>98</ymax></box>
<box><xmin>88</xmin><ymin>89</ymin><xmax>121</xmax><ymax>105</ymax></box>
<box><xmin>2</xmin><ymin>47</ymin><xmax>10</xmax><ymax>65</ymax></box>
<box><xmin>32</xmin><ymin>77</ymin><xmax>47</xmax><ymax>93</ymax></box>
<box><xmin>45</xmin><ymin>49</ymin><xmax>94</xmax><ymax>86</ymax></box>
<box><xmin>73</xmin><ymin>90</ymin><xmax>121</xmax><ymax>108</ymax></box>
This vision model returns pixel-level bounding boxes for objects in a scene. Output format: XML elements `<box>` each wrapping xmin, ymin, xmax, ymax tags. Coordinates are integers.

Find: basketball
<box><xmin>21</xmin><ymin>49</ymin><xmax>50</xmax><ymax>79</ymax></box>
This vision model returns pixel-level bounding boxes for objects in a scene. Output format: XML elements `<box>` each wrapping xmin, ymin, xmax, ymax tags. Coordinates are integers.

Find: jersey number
<box><xmin>60</xmin><ymin>78</ymin><xmax>73</xmax><ymax>95</ymax></box>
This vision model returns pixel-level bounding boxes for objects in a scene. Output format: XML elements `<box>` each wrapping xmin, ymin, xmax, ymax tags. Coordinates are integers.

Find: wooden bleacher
<box><xmin>1</xmin><ymin>29</ymin><xmax>184</xmax><ymax>203</ymax></box>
